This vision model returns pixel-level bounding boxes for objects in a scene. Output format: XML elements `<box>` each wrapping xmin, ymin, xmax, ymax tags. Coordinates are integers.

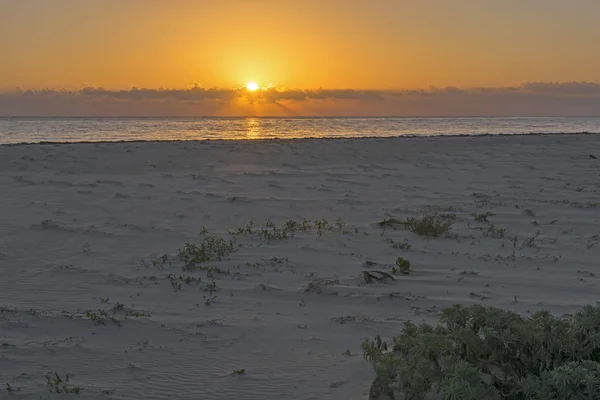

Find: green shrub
<box><xmin>362</xmin><ymin>304</ymin><xmax>600</xmax><ymax>399</ymax></box>
<box><xmin>393</xmin><ymin>257</ymin><xmax>411</xmax><ymax>275</ymax></box>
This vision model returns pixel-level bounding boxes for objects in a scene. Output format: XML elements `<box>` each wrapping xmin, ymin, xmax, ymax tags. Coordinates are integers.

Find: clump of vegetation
<box><xmin>405</xmin><ymin>213</ymin><xmax>455</xmax><ymax>237</ymax></box>
<box><xmin>227</xmin><ymin>218</ymin><xmax>351</xmax><ymax>242</ymax></box>
<box><xmin>140</xmin><ymin>253</ymin><xmax>171</xmax><ymax>270</ymax></box>
<box><xmin>362</xmin><ymin>304</ymin><xmax>600</xmax><ymax>399</ymax></box>
<box><xmin>178</xmin><ymin>236</ymin><xmax>238</xmax><ymax>270</ymax></box>
<box><xmin>522</xmin><ymin>230</ymin><xmax>541</xmax><ymax>248</ymax></box>
<box><xmin>388</xmin><ymin>239</ymin><xmax>412</xmax><ymax>250</ymax></box>
<box><xmin>379</xmin><ymin>213</ymin><xmax>455</xmax><ymax>237</ymax></box>
<box><xmin>472</xmin><ymin>212</ymin><xmax>495</xmax><ymax>222</ymax></box>
<box><xmin>392</xmin><ymin>257</ymin><xmax>411</xmax><ymax>275</ymax></box>
<box><xmin>166</xmin><ymin>274</ymin><xmax>202</xmax><ymax>291</ymax></box>
<box><xmin>332</xmin><ymin>315</ymin><xmax>357</xmax><ymax>324</ymax></box>
<box><xmin>46</xmin><ymin>372</ymin><xmax>83</xmax><ymax>394</ymax></box>
<box><xmin>84</xmin><ymin>310</ymin><xmax>121</xmax><ymax>326</ymax></box>
<box><xmin>483</xmin><ymin>224</ymin><xmax>506</xmax><ymax>239</ymax></box>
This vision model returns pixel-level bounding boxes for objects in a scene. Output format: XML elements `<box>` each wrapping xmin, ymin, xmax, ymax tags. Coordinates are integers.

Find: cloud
<box><xmin>2</xmin><ymin>82</ymin><xmax>600</xmax><ymax>116</ymax></box>
<box><xmin>520</xmin><ymin>81</ymin><xmax>600</xmax><ymax>95</ymax></box>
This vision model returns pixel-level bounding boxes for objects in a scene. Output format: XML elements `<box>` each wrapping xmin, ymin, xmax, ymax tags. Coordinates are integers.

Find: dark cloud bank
<box><xmin>1</xmin><ymin>82</ymin><xmax>600</xmax><ymax>116</ymax></box>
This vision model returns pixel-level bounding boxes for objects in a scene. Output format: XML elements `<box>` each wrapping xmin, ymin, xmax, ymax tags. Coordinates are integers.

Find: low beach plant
<box><xmin>178</xmin><ymin>236</ymin><xmax>237</xmax><ymax>270</ymax></box>
<box><xmin>404</xmin><ymin>213</ymin><xmax>455</xmax><ymax>237</ymax></box>
<box><xmin>378</xmin><ymin>217</ymin><xmax>403</xmax><ymax>227</ymax></box>
<box><xmin>166</xmin><ymin>273</ymin><xmax>202</xmax><ymax>291</ymax></box>
<box><xmin>46</xmin><ymin>372</ymin><xmax>83</xmax><ymax>394</ymax></box>
<box><xmin>201</xmin><ymin>280</ymin><xmax>219</xmax><ymax>305</ymax></box>
<box><xmin>482</xmin><ymin>224</ymin><xmax>506</xmax><ymax>239</ymax></box>
<box><xmin>141</xmin><ymin>254</ymin><xmax>171</xmax><ymax>270</ymax></box>
<box><xmin>84</xmin><ymin>310</ymin><xmax>121</xmax><ymax>326</ymax></box>
<box><xmin>522</xmin><ymin>230</ymin><xmax>541</xmax><ymax>248</ymax></box>
<box><xmin>379</xmin><ymin>213</ymin><xmax>455</xmax><ymax>237</ymax></box>
<box><xmin>362</xmin><ymin>304</ymin><xmax>600</xmax><ymax>399</ymax></box>
<box><xmin>472</xmin><ymin>212</ymin><xmax>495</xmax><ymax>222</ymax></box>
<box><xmin>392</xmin><ymin>241</ymin><xmax>412</xmax><ymax>251</ymax></box>
<box><xmin>393</xmin><ymin>257</ymin><xmax>411</xmax><ymax>275</ymax></box>
<box><xmin>5</xmin><ymin>383</ymin><xmax>16</xmax><ymax>394</ymax></box>
<box><xmin>227</xmin><ymin>218</ymin><xmax>349</xmax><ymax>242</ymax></box>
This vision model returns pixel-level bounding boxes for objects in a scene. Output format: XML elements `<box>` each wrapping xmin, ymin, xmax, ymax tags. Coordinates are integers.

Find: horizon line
<box><xmin>2</xmin><ymin>115</ymin><xmax>600</xmax><ymax>119</ymax></box>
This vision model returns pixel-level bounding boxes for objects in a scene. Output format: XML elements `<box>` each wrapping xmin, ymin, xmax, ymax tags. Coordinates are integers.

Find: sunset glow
<box><xmin>2</xmin><ymin>0</ymin><xmax>600</xmax><ymax>117</ymax></box>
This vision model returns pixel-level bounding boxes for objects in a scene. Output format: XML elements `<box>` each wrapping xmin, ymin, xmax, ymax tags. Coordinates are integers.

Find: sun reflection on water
<box><xmin>244</xmin><ymin>118</ymin><xmax>263</xmax><ymax>139</ymax></box>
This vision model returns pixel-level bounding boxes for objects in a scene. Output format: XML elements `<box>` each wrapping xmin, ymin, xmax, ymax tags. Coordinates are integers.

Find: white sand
<box><xmin>1</xmin><ymin>135</ymin><xmax>600</xmax><ymax>399</ymax></box>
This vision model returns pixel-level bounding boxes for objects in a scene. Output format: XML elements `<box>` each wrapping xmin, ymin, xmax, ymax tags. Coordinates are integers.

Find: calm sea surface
<box><xmin>1</xmin><ymin>117</ymin><xmax>599</xmax><ymax>144</ymax></box>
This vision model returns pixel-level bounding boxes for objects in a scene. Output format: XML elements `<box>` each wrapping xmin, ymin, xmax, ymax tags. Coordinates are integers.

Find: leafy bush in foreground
<box><xmin>362</xmin><ymin>304</ymin><xmax>600</xmax><ymax>399</ymax></box>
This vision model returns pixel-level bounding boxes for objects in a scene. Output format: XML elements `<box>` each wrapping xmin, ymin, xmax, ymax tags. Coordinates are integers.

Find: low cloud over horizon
<box><xmin>2</xmin><ymin>82</ymin><xmax>600</xmax><ymax>117</ymax></box>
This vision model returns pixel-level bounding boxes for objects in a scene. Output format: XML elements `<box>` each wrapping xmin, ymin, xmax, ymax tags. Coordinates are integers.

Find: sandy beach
<box><xmin>1</xmin><ymin>134</ymin><xmax>600</xmax><ymax>399</ymax></box>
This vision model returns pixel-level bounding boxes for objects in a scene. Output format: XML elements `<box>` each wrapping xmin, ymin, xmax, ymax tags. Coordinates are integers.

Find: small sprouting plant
<box><xmin>5</xmin><ymin>383</ymin><xmax>16</xmax><ymax>394</ymax></box>
<box><xmin>393</xmin><ymin>257</ymin><xmax>411</xmax><ymax>275</ymax></box>
<box><xmin>203</xmin><ymin>295</ymin><xmax>217</xmax><ymax>306</ymax></box>
<box><xmin>391</xmin><ymin>241</ymin><xmax>412</xmax><ymax>250</ymax></box>
<box><xmin>203</xmin><ymin>280</ymin><xmax>219</xmax><ymax>295</ymax></box>
<box><xmin>100</xmin><ymin>297</ymin><xmax>109</xmax><ymax>303</ymax></box>
<box><xmin>483</xmin><ymin>224</ymin><xmax>506</xmax><ymax>239</ymax></box>
<box><xmin>523</xmin><ymin>230</ymin><xmax>541</xmax><ymax>248</ymax></box>
<box><xmin>84</xmin><ymin>310</ymin><xmax>121</xmax><ymax>326</ymax></box>
<box><xmin>127</xmin><ymin>311</ymin><xmax>151</xmax><ymax>317</ymax></box>
<box><xmin>232</xmin><ymin>369</ymin><xmax>246</xmax><ymax>375</ymax></box>
<box><xmin>153</xmin><ymin>254</ymin><xmax>170</xmax><ymax>269</ymax></box>
<box><xmin>112</xmin><ymin>302</ymin><xmax>125</xmax><ymax>313</ymax></box>
<box><xmin>141</xmin><ymin>254</ymin><xmax>171</xmax><ymax>269</ymax></box>
<box><xmin>332</xmin><ymin>315</ymin><xmax>357</xmax><ymax>324</ymax></box>
<box><xmin>201</xmin><ymin>280</ymin><xmax>219</xmax><ymax>305</ymax></box>
<box><xmin>45</xmin><ymin>372</ymin><xmax>83</xmax><ymax>394</ymax></box>
<box><xmin>472</xmin><ymin>212</ymin><xmax>495</xmax><ymax>222</ymax></box>
<box><xmin>166</xmin><ymin>274</ymin><xmax>202</xmax><ymax>291</ymax></box>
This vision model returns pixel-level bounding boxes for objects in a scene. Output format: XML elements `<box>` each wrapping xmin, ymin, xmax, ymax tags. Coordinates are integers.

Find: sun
<box><xmin>246</xmin><ymin>81</ymin><xmax>259</xmax><ymax>91</ymax></box>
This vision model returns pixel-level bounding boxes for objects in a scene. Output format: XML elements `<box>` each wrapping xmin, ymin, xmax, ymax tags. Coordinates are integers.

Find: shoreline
<box><xmin>1</xmin><ymin>130</ymin><xmax>599</xmax><ymax>147</ymax></box>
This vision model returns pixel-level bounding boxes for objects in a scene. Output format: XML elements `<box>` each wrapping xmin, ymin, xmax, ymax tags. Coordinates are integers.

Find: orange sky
<box><xmin>2</xmin><ymin>0</ymin><xmax>600</xmax><ymax>91</ymax></box>
<box><xmin>2</xmin><ymin>1</ymin><xmax>600</xmax><ymax>116</ymax></box>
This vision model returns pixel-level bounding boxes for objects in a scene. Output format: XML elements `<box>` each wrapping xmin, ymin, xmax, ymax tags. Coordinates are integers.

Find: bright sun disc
<box><xmin>246</xmin><ymin>82</ymin><xmax>259</xmax><ymax>91</ymax></box>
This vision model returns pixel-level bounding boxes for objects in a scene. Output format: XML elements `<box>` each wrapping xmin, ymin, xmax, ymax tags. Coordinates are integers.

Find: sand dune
<box><xmin>1</xmin><ymin>135</ymin><xmax>600</xmax><ymax>399</ymax></box>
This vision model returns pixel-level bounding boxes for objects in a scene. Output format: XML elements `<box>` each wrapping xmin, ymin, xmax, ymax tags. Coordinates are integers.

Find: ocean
<box><xmin>1</xmin><ymin>116</ymin><xmax>599</xmax><ymax>144</ymax></box>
